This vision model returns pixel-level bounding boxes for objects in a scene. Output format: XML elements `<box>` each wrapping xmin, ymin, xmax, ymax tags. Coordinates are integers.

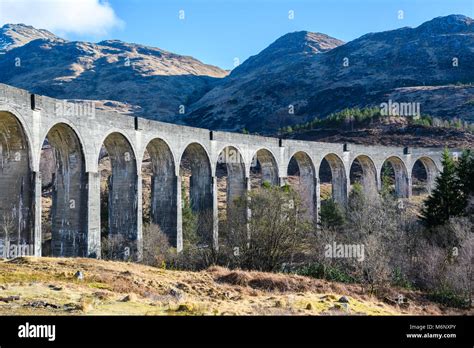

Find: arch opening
<box><xmin>250</xmin><ymin>149</ymin><xmax>278</xmax><ymax>189</ymax></box>
<box><xmin>287</xmin><ymin>152</ymin><xmax>316</xmax><ymax>222</ymax></box>
<box><xmin>350</xmin><ymin>155</ymin><xmax>378</xmax><ymax>197</ymax></box>
<box><xmin>180</xmin><ymin>143</ymin><xmax>213</xmax><ymax>247</ymax></box>
<box><xmin>40</xmin><ymin>123</ymin><xmax>87</xmax><ymax>257</ymax></box>
<box><xmin>412</xmin><ymin>157</ymin><xmax>438</xmax><ymax>196</ymax></box>
<box><xmin>319</xmin><ymin>154</ymin><xmax>347</xmax><ymax>207</ymax></box>
<box><xmin>99</xmin><ymin>132</ymin><xmax>138</xmax><ymax>260</ymax></box>
<box><xmin>0</xmin><ymin>111</ymin><xmax>33</xmax><ymax>252</ymax></box>
<box><xmin>141</xmin><ymin>139</ymin><xmax>177</xmax><ymax>247</ymax></box>
<box><xmin>216</xmin><ymin>146</ymin><xmax>246</xmax><ymax>245</ymax></box>
<box><xmin>381</xmin><ymin>157</ymin><xmax>409</xmax><ymax>198</ymax></box>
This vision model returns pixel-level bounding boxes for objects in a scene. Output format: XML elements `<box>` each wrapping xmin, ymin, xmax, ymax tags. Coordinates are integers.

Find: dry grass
<box><xmin>0</xmin><ymin>257</ymin><xmax>470</xmax><ymax>316</ymax></box>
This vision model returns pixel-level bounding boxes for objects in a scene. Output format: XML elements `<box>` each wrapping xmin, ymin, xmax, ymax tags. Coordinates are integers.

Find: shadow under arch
<box><xmin>180</xmin><ymin>142</ymin><xmax>214</xmax><ymax>247</ymax></box>
<box><xmin>287</xmin><ymin>151</ymin><xmax>317</xmax><ymax>222</ymax></box>
<box><xmin>40</xmin><ymin>122</ymin><xmax>87</xmax><ymax>257</ymax></box>
<box><xmin>0</xmin><ymin>111</ymin><xmax>34</xmax><ymax>249</ymax></box>
<box><xmin>381</xmin><ymin>156</ymin><xmax>410</xmax><ymax>198</ymax></box>
<box><xmin>100</xmin><ymin>132</ymin><xmax>139</xmax><ymax>260</ymax></box>
<box><xmin>250</xmin><ymin>148</ymin><xmax>279</xmax><ymax>188</ymax></box>
<box><xmin>350</xmin><ymin>155</ymin><xmax>378</xmax><ymax>197</ymax></box>
<box><xmin>411</xmin><ymin>156</ymin><xmax>439</xmax><ymax>195</ymax></box>
<box><xmin>319</xmin><ymin>153</ymin><xmax>347</xmax><ymax>207</ymax></box>
<box><xmin>143</xmin><ymin>138</ymin><xmax>177</xmax><ymax>246</ymax></box>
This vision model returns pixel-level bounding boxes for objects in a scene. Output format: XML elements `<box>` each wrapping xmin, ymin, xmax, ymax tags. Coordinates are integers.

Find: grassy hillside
<box><xmin>0</xmin><ymin>257</ymin><xmax>470</xmax><ymax>316</ymax></box>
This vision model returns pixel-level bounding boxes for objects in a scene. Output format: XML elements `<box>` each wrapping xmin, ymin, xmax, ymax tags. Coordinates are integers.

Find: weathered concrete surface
<box><xmin>0</xmin><ymin>83</ymin><xmax>450</xmax><ymax>258</ymax></box>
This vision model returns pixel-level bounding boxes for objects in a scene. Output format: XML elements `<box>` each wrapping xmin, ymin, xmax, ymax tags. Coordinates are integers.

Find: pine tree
<box><xmin>421</xmin><ymin>148</ymin><xmax>465</xmax><ymax>227</ymax></box>
<box><xmin>457</xmin><ymin>149</ymin><xmax>474</xmax><ymax>210</ymax></box>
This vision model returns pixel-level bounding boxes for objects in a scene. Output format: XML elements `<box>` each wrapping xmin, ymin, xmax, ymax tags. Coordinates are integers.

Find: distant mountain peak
<box><xmin>272</xmin><ymin>31</ymin><xmax>345</xmax><ymax>53</ymax></box>
<box><xmin>416</xmin><ymin>14</ymin><xmax>473</xmax><ymax>34</ymax></box>
<box><xmin>0</xmin><ymin>23</ymin><xmax>60</xmax><ymax>51</ymax></box>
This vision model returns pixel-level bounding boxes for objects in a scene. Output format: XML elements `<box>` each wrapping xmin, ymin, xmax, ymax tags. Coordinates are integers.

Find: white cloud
<box><xmin>0</xmin><ymin>0</ymin><xmax>124</xmax><ymax>36</ymax></box>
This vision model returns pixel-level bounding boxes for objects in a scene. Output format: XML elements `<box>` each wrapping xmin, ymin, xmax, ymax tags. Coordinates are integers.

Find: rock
<box><xmin>338</xmin><ymin>296</ymin><xmax>350</xmax><ymax>303</ymax></box>
<box><xmin>306</xmin><ymin>303</ymin><xmax>313</xmax><ymax>310</ymax></box>
<box><xmin>0</xmin><ymin>295</ymin><xmax>20</xmax><ymax>302</ymax></box>
<box><xmin>176</xmin><ymin>303</ymin><xmax>193</xmax><ymax>312</ymax></box>
<box><xmin>63</xmin><ymin>303</ymin><xmax>80</xmax><ymax>311</ymax></box>
<box><xmin>169</xmin><ymin>288</ymin><xmax>184</xmax><ymax>301</ymax></box>
<box><xmin>275</xmin><ymin>300</ymin><xmax>284</xmax><ymax>308</ymax></box>
<box><xmin>48</xmin><ymin>284</ymin><xmax>63</xmax><ymax>291</ymax></box>
<box><xmin>26</xmin><ymin>300</ymin><xmax>59</xmax><ymax>309</ymax></box>
<box><xmin>120</xmin><ymin>294</ymin><xmax>137</xmax><ymax>302</ymax></box>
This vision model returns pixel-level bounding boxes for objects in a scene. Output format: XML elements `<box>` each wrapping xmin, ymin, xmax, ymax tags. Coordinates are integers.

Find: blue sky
<box><xmin>2</xmin><ymin>0</ymin><xmax>473</xmax><ymax>69</ymax></box>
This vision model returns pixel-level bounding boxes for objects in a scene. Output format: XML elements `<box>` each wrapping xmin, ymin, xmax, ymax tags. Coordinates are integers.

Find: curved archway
<box><xmin>381</xmin><ymin>156</ymin><xmax>410</xmax><ymax>198</ymax></box>
<box><xmin>180</xmin><ymin>143</ymin><xmax>214</xmax><ymax>247</ymax></box>
<box><xmin>350</xmin><ymin>155</ymin><xmax>378</xmax><ymax>197</ymax></box>
<box><xmin>287</xmin><ymin>151</ymin><xmax>317</xmax><ymax>222</ymax></box>
<box><xmin>250</xmin><ymin>148</ymin><xmax>279</xmax><ymax>188</ymax></box>
<box><xmin>142</xmin><ymin>138</ymin><xmax>177</xmax><ymax>246</ymax></box>
<box><xmin>319</xmin><ymin>153</ymin><xmax>347</xmax><ymax>207</ymax></box>
<box><xmin>0</xmin><ymin>111</ymin><xmax>34</xmax><ymax>250</ymax></box>
<box><xmin>412</xmin><ymin>157</ymin><xmax>439</xmax><ymax>195</ymax></box>
<box><xmin>99</xmin><ymin>132</ymin><xmax>138</xmax><ymax>260</ymax></box>
<box><xmin>40</xmin><ymin>123</ymin><xmax>87</xmax><ymax>257</ymax></box>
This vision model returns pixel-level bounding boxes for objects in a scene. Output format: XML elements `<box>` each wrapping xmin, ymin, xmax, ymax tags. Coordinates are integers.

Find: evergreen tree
<box><xmin>421</xmin><ymin>149</ymin><xmax>465</xmax><ymax>227</ymax></box>
<box><xmin>457</xmin><ymin>149</ymin><xmax>474</xmax><ymax>210</ymax></box>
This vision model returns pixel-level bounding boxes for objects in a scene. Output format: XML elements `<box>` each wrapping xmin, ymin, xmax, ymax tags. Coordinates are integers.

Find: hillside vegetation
<box><xmin>0</xmin><ymin>257</ymin><xmax>470</xmax><ymax>316</ymax></box>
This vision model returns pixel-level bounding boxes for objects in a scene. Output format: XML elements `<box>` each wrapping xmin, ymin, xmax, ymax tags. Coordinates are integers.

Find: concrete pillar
<box><xmin>136</xmin><ymin>173</ymin><xmax>143</xmax><ymax>262</ymax></box>
<box><xmin>176</xmin><ymin>175</ymin><xmax>183</xmax><ymax>252</ymax></box>
<box><xmin>316</xmin><ymin>176</ymin><xmax>321</xmax><ymax>226</ymax></box>
<box><xmin>86</xmin><ymin>171</ymin><xmax>101</xmax><ymax>258</ymax></box>
<box><xmin>33</xmin><ymin>171</ymin><xmax>42</xmax><ymax>257</ymax></box>
<box><xmin>212</xmin><ymin>176</ymin><xmax>219</xmax><ymax>250</ymax></box>
<box><xmin>150</xmin><ymin>173</ymin><xmax>178</xmax><ymax>247</ymax></box>
<box><xmin>407</xmin><ymin>175</ymin><xmax>413</xmax><ymax>198</ymax></box>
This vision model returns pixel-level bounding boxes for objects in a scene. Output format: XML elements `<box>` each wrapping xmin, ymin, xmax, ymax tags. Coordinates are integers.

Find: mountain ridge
<box><xmin>0</xmin><ymin>16</ymin><xmax>473</xmax><ymax>137</ymax></box>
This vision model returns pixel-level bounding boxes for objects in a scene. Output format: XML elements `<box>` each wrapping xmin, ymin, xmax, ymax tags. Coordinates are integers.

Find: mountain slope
<box><xmin>0</xmin><ymin>23</ymin><xmax>59</xmax><ymax>51</ymax></box>
<box><xmin>0</xmin><ymin>24</ymin><xmax>228</xmax><ymax>121</ymax></box>
<box><xmin>185</xmin><ymin>15</ymin><xmax>474</xmax><ymax>133</ymax></box>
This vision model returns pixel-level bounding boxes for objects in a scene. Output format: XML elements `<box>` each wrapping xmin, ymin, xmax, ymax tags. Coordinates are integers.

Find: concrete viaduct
<box><xmin>0</xmin><ymin>83</ymin><xmax>445</xmax><ymax>260</ymax></box>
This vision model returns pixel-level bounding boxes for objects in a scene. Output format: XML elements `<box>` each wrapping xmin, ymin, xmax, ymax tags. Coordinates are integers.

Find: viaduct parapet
<box><xmin>0</xmin><ymin>83</ymin><xmax>448</xmax><ymax>260</ymax></box>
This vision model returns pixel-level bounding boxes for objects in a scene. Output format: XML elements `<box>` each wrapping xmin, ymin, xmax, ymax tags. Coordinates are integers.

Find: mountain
<box><xmin>0</xmin><ymin>24</ymin><xmax>228</xmax><ymax>121</ymax></box>
<box><xmin>0</xmin><ymin>23</ymin><xmax>59</xmax><ymax>51</ymax></box>
<box><xmin>184</xmin><ymin>14</ymin><xmax>474</xmax><ymax>133</ymax></box>
<box><xmin>0</xmin><ymin>16</ymin><xmax>473</xmax><ymax>137</ymax></box>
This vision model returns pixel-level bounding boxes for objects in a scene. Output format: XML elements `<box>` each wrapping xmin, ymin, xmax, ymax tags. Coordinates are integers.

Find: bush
<box><xmin>142</xmin><ymin>224</ymin><xmax>175</xmax><ymax>267</ymax></box>
<box><xmin>296</xmin><ymin>263</ymin><xmax>355</xmax><ymax>283</ymax></box>
<box><xmin>320</xmin><ymin>199</ymin><xmax>345</xmax><ymax>229</ymax></box>
<box><xmin>428</xmin><ymin>288</ymin><xmax>471</xmax><ymax>309</ymax></box>
<box><xmin>222</xmin><ymin>185</ymin><xmax>312</xmax><ymax>272</ymax></box>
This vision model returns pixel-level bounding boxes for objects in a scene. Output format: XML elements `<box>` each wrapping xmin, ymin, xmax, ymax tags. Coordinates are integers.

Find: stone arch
<box><xmin>250</xmin><ymin>148</ymin><xmax>279</xmax><ymax>188</ymax></box>
<box><xmin>100</xmin><ymin>132</ymin><xmax>139</xmax><ymax>259</ymax></box>
<box><xmin>179</xmin><ymin>142</ymin><xmax>214</xmax><ymax>246</ymax></box>
<box><xmin>350</xmin><ymin>155</ymin><xmax>378</xmax><ymax>197</ymax></box>
<box><xmin>381</xmin><ymin>156</ymin><xmax>410</xmax><ymax>198</ymax></box>
<box><xmin>0</xmin><ymin>111</ymin><xmax>34</xmax><ymax>249</ymax></box>
<box><xmin>143</xmin><ymin>138</ymin><xmax>177</xmax><ymax>246</ymax></box>
<box><xmin>287</xmin><ymin>151</ymin><xmax>317</xmax><ymax>222</ymax></box>
<box><xmin>98</xmin><ymin>129</ymin><xmax>138</xmax><ymax>173</ymax></box>
<box><xmin>319</xmin><ymin>153</ymin><xmax>347</xmax><ymax>206</ymax></box>
<box><xmin>411</xmin><ymin>156</ymin><xmax>439</xmax><ymax>195</ymax></box>
<box><xmin>40</xmin><ymin>123</ymin><xmax>87</xmax><ymax>257</ymax></box>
